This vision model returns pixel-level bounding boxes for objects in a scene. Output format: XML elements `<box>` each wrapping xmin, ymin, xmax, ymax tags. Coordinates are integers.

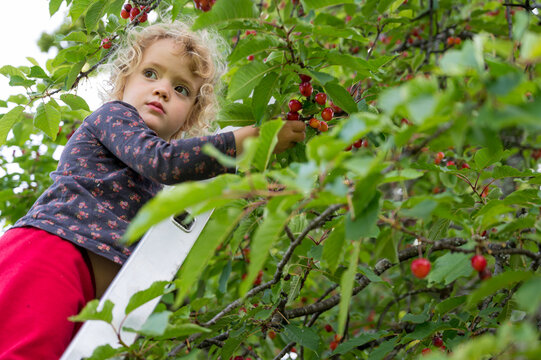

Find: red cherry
<box><xmin>288</xmin><ymin>99</ymin><xmax>302</xmax><ymax>112</ymax></box>
<box><xmin>101</xmin><ymin>38</ymin><xmax>112</xmax><ymax>49</ymax></box>
<box><xmin>446</xmin><ymin>160</ymin><xmax>455</xmax><ymax>167</ymax></box>
<box><xmin>291</xmin><ymin>347</ymin><xmax>297</xmax><ymax>353</ymax></box>
<box><xmin>330</xmin><ymin>101</ymin><xmax>342</xmax><ymax>114</ymax></box>
<box><xmin>268</xmin><ymin>330</ymin><xmax>276</xmax><ymax>339</ymax></box>
<box><xmin>411</xmin><ymin>258</ymin><xmax>431</xmax><ymax>279</ymax></box>
<box><xmin>324</xmin><ymin>324</ymin><xmax>333</xmax><ymax>332</ymax></box>
<box><xmin>532</xmin><ymin>149</ymin><xmax>541</xmax><ymax>160</ymax></box>
<box><xmin>123</xmin><ymin>3</ymin><xmax>132</xmax><ymax>12</ymax></box>
<box><xmin>299</xmin><ymin>74</ymin><xmax>311</xmax><ymax>83</ymax></box>
<box><xmin>432</xmin><ymin>336</ymin><xmax>443</xmax><ymax>347</ymax></box>
<box><xmin>471</xmin><ymin>255</ymin><xmax>487</xmax><ymax>272</ymax></box>
<box><xmin>247</xmin><ymin>55</ymin><xmax>254</xmax><ymax>61</ymax></box>
<box><xmin>447</xmin><ymin>37</ymin><xmax>454</xmax><ymax>46</ymax></box>
<box><xmin>315</xmin><ymin>92</ymin><xmax>327</xmax><ymax>105</ymax></box>
<box><xmin>129</xmin><ymin>6</ymin><xmax>140</xmax><ymax>19</ymax></box>
<box><xmin>120</xmin><ymin>9</ymin><xmax>130</xmax><ymax>19</ymax></box>
<box><xmin>299</xmin><ymin>82</ymin><xmax>313</xmax><ymax>97</ymax></box>
<box><xmin>353</xmin><ymin>139</ymin><xmax>363</xmax><ymax>148</ymax></box>
<box><xmin>454</xmin><ymin>37</ymin><xmax>462</xmax><ymax>45</ymax></box>
<box><xmin>345</xmin><ymin>144</ymin><xmax>353</xmax><ymax>151</ymax></box>
<box><xmin>479</xmin><ymin>267</ymin><xmax>492</xmax><ymax>280</ymax></box>
<box><xmin>421</xmin><ymin>348</ymin><xmax>431</xmax><ymax>355</ymax></box>
<box><xmin>139</xmin><ymin>11</ymin><xmax>147</xmax><ymax>22</ymax></box>
<box><xmin>321</xmin><ymin>107</ymin><xmax>334</xmax><ymax>121</ymax></box>
<box><xmin>461</xmin><ymin>162</ymin><xmax>470</xmax><ymax>169</ymax></box>
<box><xmin>309</xmin><ymin>118</ymin><xmax>320</xmax><ymax>129</ymax></box>
<box><xmin>318</xmin><ymin>121</ymin><xmax>329</xmax><ymax>132</ymax></box>
<box><xmin>287</xmin><ymin>111</ymin><xmax>300</xmax><ymax>121</ymax></box>
<box><xmin>330</xmin><ymin>341</ymin><xmax>338</xmax><ymax>351</ymax></box>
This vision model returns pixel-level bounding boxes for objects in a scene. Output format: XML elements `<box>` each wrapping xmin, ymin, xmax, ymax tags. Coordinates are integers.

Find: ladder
<box><xmin>60</xmin><ymin>209</ymin><xmax>212</xmax><ymax>360</ymax></box>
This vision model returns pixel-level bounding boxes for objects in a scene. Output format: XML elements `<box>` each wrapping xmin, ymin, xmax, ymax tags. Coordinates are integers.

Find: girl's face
<box><xmin>121</xmin><ymin>38</ymin><xmax>203</xmax><ymax>141</ymax></box>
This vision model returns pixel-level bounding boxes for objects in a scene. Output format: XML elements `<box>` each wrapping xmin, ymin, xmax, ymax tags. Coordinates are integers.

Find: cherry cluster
<box><xmin>446</xmin><ymin>36</ymin><xmax>462</xmax><ymax>46</ymax></box>
<box><xmin>120</xmin><ymin>3</ymin><xmax>149</xmax><ymax>23</ymax></box>
<box><xmin>193</xmin><ymin>0</ymin><xmax>216</xmax><ymax>12</ymax></box>
<box><xmin>287</xmin><ymin>74</ymin><xmax>342</xmax><ymax>133</ymax></box>
<box><xmin>433</xmin><ymin>151</ymin><xmax>470</xmax><ymax>169</ymax></box>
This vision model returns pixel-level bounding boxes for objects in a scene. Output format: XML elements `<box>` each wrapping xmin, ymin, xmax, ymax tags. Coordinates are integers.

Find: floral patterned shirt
<box><xmin>15</xmin><ymin>101</ymin><xmax>236</xmax><ymax>264</ymax></box>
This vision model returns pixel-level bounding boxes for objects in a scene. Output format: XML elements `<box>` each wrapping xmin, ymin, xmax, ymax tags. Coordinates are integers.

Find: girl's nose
<box><xmin>153</xmin><ymin>83</ymin><xmax>170</xmax><ymax>100</ymax></box>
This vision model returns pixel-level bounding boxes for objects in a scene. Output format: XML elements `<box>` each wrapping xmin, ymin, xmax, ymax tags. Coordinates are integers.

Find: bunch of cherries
<box><xmin>287</xmin><ymin>74</ymin><xmax>341</xmax><ymax>133</ymax></box>
<box><xmin>120</xmin><ymin>3</ymin><xmax>149</xmax><ymax>23</ymax></box>
<box><xmin>193</xmin><ymin>0</ymin><xmax>216</xmax><ymax>12</ymax></box>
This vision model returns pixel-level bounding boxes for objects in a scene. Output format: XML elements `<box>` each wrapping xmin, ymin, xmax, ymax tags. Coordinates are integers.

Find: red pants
<box><xmin>0</xmin><ymin>227</ymin><xmax>95</xmax><ymax>360</ymax></box>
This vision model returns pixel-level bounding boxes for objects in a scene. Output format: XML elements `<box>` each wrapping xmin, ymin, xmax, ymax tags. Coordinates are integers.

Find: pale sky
<box><xmin>0</xmin><ymin>1</ymin><xmax>102</xmax><ymax>109</ymax></box>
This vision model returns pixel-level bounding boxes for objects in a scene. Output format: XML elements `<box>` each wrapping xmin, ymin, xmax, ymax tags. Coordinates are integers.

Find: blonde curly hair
<box><xmin>103</xmin><ymin>20</ymin><xmax>228</xmax><ymax>138</ymax></box>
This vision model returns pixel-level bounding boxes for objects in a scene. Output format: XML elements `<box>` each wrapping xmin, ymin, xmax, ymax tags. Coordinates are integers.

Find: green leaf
<box><xmin>217</xmin><ymin>103</ymin><xmax>255</xmax><ymax>127</ymax></box>
<box><xmin>283</xmin><ymin>324</ymin><xmax>320</xmax><ymax>352</ymax></box>
<box><xmin>29</xmin><ymin>66</ymin><xmax>49</xmax><ymax>79</ymax></box>
<box><xmin>301</xmin><ymin>0</ymin><xmax>354</xmax><ymax>11</ymax></box>
<box><xmin>202</xmin><ymin>143</ymin><xmax>237</xmax><ymax>168</ymax></box>
<box><xmin>252</xmin><ymin>72</ymin><xmax>279</xmax><ymax>124</ymax></box>
<box><xmin>323</xmin><ymin>81</ymin><xmax>358</xmax><ymax>115</ymax></box>
<box><xmin>69</xmin><ymin>299</ymin><xmax>114</xmax><ymax>323</ymax></box>
<box><xmin>175</xmin><ymin>205</ymin><xmax>244</xmax><ymax>305</ymax></box>
<box><xmin>192</xmin><ymin>0</ymin><xmax>257</xmax><ymax>30</ymax></box>
<box><xmin>124</xmin><ymin>175</ymin><xmax>237</xmax><ymax>242</ymax></box>
<box><xmin>467</xmin><ymin>271</ymin><xmax>534</xmax><ymax>309</ymax></box>
<box><xmin>227</xmin><ymin>62</ymin><xmax>270</xmax><ymax>100</ymax></box>
<box><xmin>34</xmin><ymin>102</ymin><xmax>61</xmax><ymax>140</ymax></box>
<box><xmin>435</xmin><ymin>295</ymin><xmax>468</xmax><ymax>316</ymax></box>
<box><xmin>65</xmin><ymin>61</ymin><xmax>85</xmax><ymax>90</ymax></box>
<box><xmin>427</xmin><ymin>253</ymin><xmax>473</xmax><ymax>286</ymax></box>
<box><xmin>287</xmin><ymin>275</ymin><xmax>302</xmax><ymax>305</ymax></box>
<box><xmin>128</xmin><ymin>311</ymin><xmax>172</xmax><ymax>337</ymax></box>
<box><xmin>125</xmin><ymin>281</ymin><xmax>170</xmax><ymax>315</ymax></box>
<box><xmin>368</xmin><ymin>337</ymin><xmax>398</xmax><ymax>360</ymax></box>
<box><xmin>87</xmin><ymin>344</ymin><xmax>127</xmax><ymax>360</ymax></box>
<box><xmin>50</xmin><ymin>0</ymin><xmax>64</xmax><ymax>16</ymax></box>
<box><xmin>229</xmin><ymin>37</ymin><xmax>279</xmax><ymax>63</ymax></box>
<box><xmin>0</xmin><ymin>65</ymin><xmax>25</xmax><ymax>78</ymax></box>
<box><xmin>514</xmin><ymin>276</ymin><xmax>541</xmax><ymax>315</ymax></box>
<box><xmin>338</xmin><ymin>241</ymin><xmax>360</xmax><ymax>335</ymax></box>
<box><xmin>240</xmin><ymin>200</ymin><xmax>289</xmax><ymax>295</ymax></box>
<box><xmin>333</xmin><ymin>331</ymin><xmax>386</xmax><ymax>354</ymax></box>
<box><xmin>9</xmin><ymin>76</ymin><xmax>35</xmax><ymax>88</ymax></box>
<box><xmin>322</xmin><ymin>218</ymin><xmax>345</xmax><ymax>273</ymax></box>
<box><xmin>159</xmin><ymin>323</ymin><xmax>211</xmax><ymax>339</ymax></box>
<box><xmin>520</xmin><ymin>32</ymin><xmax>541</xmax><ymax>62</ymax></box>
<box><xmin>69</xmin><ymin>0</ymin><xmax>94</xmax><ymax>22</ymax></box>
<box><xmin>402</xmin><ymin>312</ymin><xmax>430</xmax><ymax>324</ymax></box>
<box><xmin>85</xmin><ymin>0</ymin><xmax>106</xmax><ymax>32</ymax></box>
<box><xmin>252</xmin><ymin>119</ymin><xmax>283</xmax><ymax>172</ymax></box>
<box><xmin>346</xmin><ymin>192</ymin><xmax>381</xmax><ymax>240</ymax></box>
<box><xmin>60</xmin><ymin>93</ymin><xmax>90</xmax><ymax>111</ymax></box>
<box><xmin>382</xmin><ymin>168</ymin><xmax>424</xmax><ymax>183</ymax></box>
<box><xmin>0</xmin><ymin>106</ymin><xmax>24</xmax><ymax>145</ymax></box>
<box><xmin>473</xmin><ymin>147</ymin><xmax>503</xmax><ymax>170</ymax></box>
<box><xmin>63</xmin><ymin>31</ymin><xmax>88</xmax><ymax>43</ymax></box>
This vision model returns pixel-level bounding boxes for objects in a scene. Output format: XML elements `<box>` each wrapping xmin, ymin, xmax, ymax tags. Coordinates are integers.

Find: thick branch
<box><xmin>284</xmin><ymin>238</ymin><xmax>466</xmax><ymax>319</ymax></box>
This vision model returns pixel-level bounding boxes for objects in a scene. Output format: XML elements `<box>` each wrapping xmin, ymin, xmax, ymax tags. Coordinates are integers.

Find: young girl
<box><xmin>0</xmin><ymin>21</ymin><xmax>305</xmax><ymax>359</ymax></box>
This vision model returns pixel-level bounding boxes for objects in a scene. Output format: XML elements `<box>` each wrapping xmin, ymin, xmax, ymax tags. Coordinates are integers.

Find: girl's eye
<box><xmin>143</xmin><ymin>69</ymin><xmax>157</xmax><ymax>79</ymax></box>
<box><xmin>175</xmin><ymin>85</ymin><xmax>190</xmax><ymax>97</ymax></box>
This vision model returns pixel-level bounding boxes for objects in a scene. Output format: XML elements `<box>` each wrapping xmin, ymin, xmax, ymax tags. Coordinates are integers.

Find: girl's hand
<box><xmin>233</xmin><ymin>120</ymin><xmax>306</xmax><ymax>155</ymax></box>
<box><xmin>273</xmin><ymin>120</ymin><xmax>305</xmax><ymax>154</ymax></box>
